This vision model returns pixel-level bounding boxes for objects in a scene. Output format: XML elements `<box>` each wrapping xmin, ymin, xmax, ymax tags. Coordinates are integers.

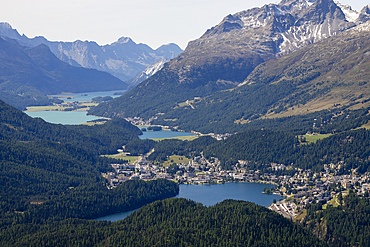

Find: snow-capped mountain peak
<box><xmin>335</xmin><ymin>1</ymin><xmax>360</xmax><ymax>22</ymax></box>
<box><xmin>201</xmin><ymin>0</ymin><xmax>355</xmax><ymax>56</ymax></box>
<box><xmin>0</xmin><ymin>22</ymin><xmax>12</xmax><ymax>30</ymax></box>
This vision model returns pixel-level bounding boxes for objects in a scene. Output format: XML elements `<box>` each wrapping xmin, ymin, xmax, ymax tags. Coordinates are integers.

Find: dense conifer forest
<box><xmin>0</xmin><ymin>199</ymin><xmax>327</xmax><ymax>247</ymax></box>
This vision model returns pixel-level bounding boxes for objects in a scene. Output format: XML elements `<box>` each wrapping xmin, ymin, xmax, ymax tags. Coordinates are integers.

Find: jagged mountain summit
<box><xmin>200</xmin><ymin>0</ymin><xmax>354</xmax><ymax>56</ymax></box>
<box><xmin>0</xmin><ymin>23</ymin><xmax>183</xmax><ymax>82</ymax></box>
<box><xmin>89</xmin><ymin>0</ymin><xmax>367</xmax><ymax>126</ymax></box>
<box><xmin>357</xmin><ymin>4</ymin><xmax>370</xmax><ymax>23</ymax></box>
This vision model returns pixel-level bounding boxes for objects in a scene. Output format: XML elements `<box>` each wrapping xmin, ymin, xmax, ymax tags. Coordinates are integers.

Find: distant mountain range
<box><xmin>0</xmin><ymin>37</ymin><xmax>127</xmax><ymax>109</ymax></box>
<box><xmin>0</xmin><ymin>22</ymin><xmax>183</xmax><ymax>82</ymax></box>
<box><xmin>89</xmin><ymin>0</ymin><xmax>370</xmax><ymax>134</ymax></box>
<box><xmin>0</xmin><ymin>23</ymin><xmax>183</xmax><ymax>109</ymax></box>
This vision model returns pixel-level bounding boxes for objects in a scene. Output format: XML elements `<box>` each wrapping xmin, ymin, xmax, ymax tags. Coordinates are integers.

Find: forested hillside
<box><xmin>0</xmin><ymin>199</ymin><xmax>326</xmax><ymax>247</ymax></box>
<box><xmin>0</xmin><ymin>99</ymin><xmax>178</xmax><ymax>235</ymax></box>
<box><xmin>0</xmin><ymin>99</ymin><xmax>141</xmax><ymax>155</ymax></box>
<box><xmin>2</xmin><ymin>79</ymin><xmax>370</xmax><ymax>246</ymax></box>
<box><xmin>140</xmin><ymin>127</ymin><xmax>370</xmax><ymax>173</ymax></box>
<box><xmin>303</xmin><ymin>191</ymin><xmax>370</xmax><ymax>246</ymax></box>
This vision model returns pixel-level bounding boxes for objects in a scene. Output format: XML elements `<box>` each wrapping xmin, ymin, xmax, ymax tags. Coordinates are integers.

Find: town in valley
<box><xmin>104</xmin><ymin>137</ymin><xmax>370</xmax><ymax>220</ymax></box>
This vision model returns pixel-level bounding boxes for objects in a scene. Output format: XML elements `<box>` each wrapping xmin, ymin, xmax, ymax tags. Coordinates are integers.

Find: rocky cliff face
<box><xmin>0</xmin><ymin>24</ymin><xmax>183</xmax><ymax>82</ymax></box>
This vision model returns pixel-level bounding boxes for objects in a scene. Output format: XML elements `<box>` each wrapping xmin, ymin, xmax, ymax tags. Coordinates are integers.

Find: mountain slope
<box><xmin>240</xmin><ymin>21</ymin><xmax>370</xmax><ymax>117</ymax></box>
<box><xmin>147</xmin><ymin>21</ymin><xmax>370</xmax><ymax>133</ymax></box>
<box><xmin>90</xmin><ymin>0</ymin><xmax>359</xmax><ymax>121</ymax></box>
<box><xmin>0</xmin><ymin>23</ymin><xmax>183</xmax><ymax>82</ymax></box>
<box><xmin>0</xmin><ymin>37</ymin><xmax>127</xmax><ymax>109</ymax></box>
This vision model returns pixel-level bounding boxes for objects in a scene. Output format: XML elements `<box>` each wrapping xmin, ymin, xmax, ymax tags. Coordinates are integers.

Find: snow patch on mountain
<box><xmin>127</xmin><ymin>60</ymin><xmax>166</xmax><ymax>86</ymax></box>
<box><xmin>143</xmin><ymin>60</ymin><xmax>166</xmax><ymax>76</ymax></box>
<box><xmin>335</xmin><ymin>1</ymin><xmax>360</xmax><ymax>22</ymax></box>
<box><xmin>305</xmin><ymin>0</ymin><xmax>315</xmax><ymax>7</ymax></box>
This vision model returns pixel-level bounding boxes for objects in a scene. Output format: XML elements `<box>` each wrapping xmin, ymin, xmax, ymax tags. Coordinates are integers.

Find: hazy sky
<box><xmin>0</xmin><ymin>0</ymin><xmax>367</xmax><ymax>49</ymax></box>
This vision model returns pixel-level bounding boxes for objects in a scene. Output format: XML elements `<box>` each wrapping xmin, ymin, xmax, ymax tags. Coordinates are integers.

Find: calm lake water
<box><xmin>59</xmin><ymin>90</ymin><xmax>125</xmax><ymax>102</ymax></box>
<box><xmin>95</xmin><ymin>182</ymin><xmax>282</xmax><ymax>222</ymax></box>
<box><xmin>25</xmin><ymin>111</ymin><xmax>102</xmax><ymax>125</ymax></box>
<box><xmin>24</xmin><ymin>91</ymin><xmax>195</xmax><ymax>141</ymax></box>
<box><xmin>24</xmin><ymin>112</ymin><xmax>195</xmax><ymax>139</ymax></box>
<box><xmin>24</xmin><ymin>90</ymin><xmax>124</xmax><ymax>125</ymax></box>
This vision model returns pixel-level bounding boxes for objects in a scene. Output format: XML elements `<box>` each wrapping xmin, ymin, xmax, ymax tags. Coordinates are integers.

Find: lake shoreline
<box><xmin>96</xmin><ymin>182</ymin><xmax>282</xmax><ymax>222</ymax></box>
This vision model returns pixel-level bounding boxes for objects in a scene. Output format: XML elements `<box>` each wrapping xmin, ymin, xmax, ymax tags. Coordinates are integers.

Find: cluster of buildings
<box><xmin>103</xmin><ymin>152</ymin><xmax>370</xmax><ymax>218</ymax></box>
<box><xmin>124</xmin><ymin>117</ymin><xmax>151</xmax><ymax>126</ymax></box>
<box><xmin>104</xmin><ymin>155</ymin><xmax>269</xmax><ymax>188</ymax></box>
<box><xmin>269</xmin><ymin>201</ymin><xmax>297</xmax><ymax>219</ymax></box>
<box><xmin>268</xmin><ymin>163</ymin><xmax>370</xmax><ymax>218</ymax></box>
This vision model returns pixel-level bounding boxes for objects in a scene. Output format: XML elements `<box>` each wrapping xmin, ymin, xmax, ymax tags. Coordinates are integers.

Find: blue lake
<box><xmin>95</xmin><ymin>182</ymin><xmax>282</xmax><ymax>222</ymax></box>
<box><xmin>24</xmin><ymin>90</ymin><xmax>124</xmax><ymax>125</ymax></box>
<box><xmin>175</xmin><ymin>182</ymin><xmax>282</xmax><ymax>207</ymax></box>
<box><xmin>24</xmin><ymin>91</ymin><xmax>195</xmax><ymax>140</ymax></box>
<box><xmin>25</xmin><ymin>111</ymin><xmax>103</xmax><ymax>125</ymax></box>
<box><xmin>59</xmin><ymin>90</ymin><xmax>125</xmax><ymax>102</ymax></box>
<box><xmin>25</xmin><ymin>112</ymin><xmax>195</xmax><ymax>139</ymax></box>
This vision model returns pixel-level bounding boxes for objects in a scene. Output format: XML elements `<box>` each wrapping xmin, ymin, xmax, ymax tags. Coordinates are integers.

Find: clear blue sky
<box><xmin>0</xmin><ymin>0</ymin><xmax>367</xmax><ymax>49</ymax></box>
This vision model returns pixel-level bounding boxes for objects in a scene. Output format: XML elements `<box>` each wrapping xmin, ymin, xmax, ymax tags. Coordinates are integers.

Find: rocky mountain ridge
<box><xmin>90</xmin><ymin>0</ymin><xmax>369</xmax><ymax>127</ymax></box>
<box><xmin>198</xmin><ymin>0</ymin><xmax>359</xmax><ymax>56</ymax></box>
<box><xmin>0</xmin><ymin>23</ymin><xmax>183</xmax><ymax>82</ymax></box>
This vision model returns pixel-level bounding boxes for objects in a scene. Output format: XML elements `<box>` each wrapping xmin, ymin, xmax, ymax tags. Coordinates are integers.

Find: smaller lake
<box><xmin>95</xmin><ymin>182</ymin><xmax>282</xmax><ymax>222</ymax></box>
<box><xmin>139</xmin><ymin>130</ymin><xmax>194</xmax><ymax>139</ymax></box>
<box><xmin>58</xmin><ymin>90</ymin><xmax>125</xmax><ymax>102</ymax></box>
<box><xmin>24</xmin><ymin>90</ymin><xmax>125</xmax><ymax>125</ymax></box>
<box><xmin>25</xmin><ymin>111</ymin><xmax>102</xmax><ymax>125</ymax></box>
